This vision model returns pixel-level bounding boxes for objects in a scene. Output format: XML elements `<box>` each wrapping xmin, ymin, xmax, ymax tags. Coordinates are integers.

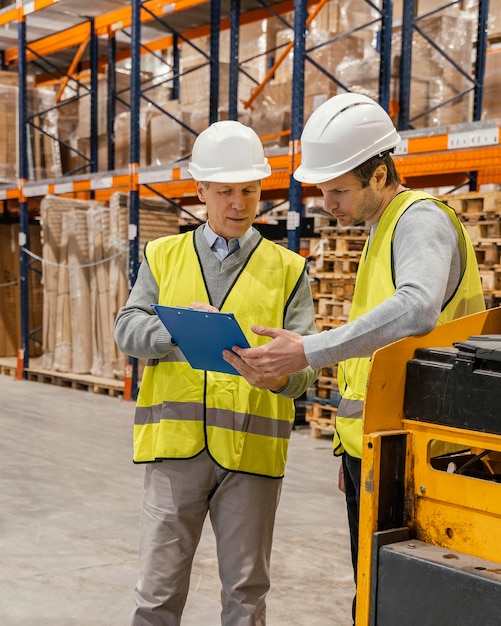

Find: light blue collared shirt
<box><xmin>203</xmin><ymin>222</ymin><xmax>252</xmax><ymax>261</ymax></box>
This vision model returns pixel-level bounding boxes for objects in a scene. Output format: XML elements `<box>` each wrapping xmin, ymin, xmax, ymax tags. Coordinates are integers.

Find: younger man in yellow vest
<box><xmin>114</xmin><ymin>120</ymin><xmax>319</xmax><ymax>626</ymax></box>
<box><xmin>228</xmin><ymin>93</ymin><xmax>485</xmax><ymax>624</ymax></box>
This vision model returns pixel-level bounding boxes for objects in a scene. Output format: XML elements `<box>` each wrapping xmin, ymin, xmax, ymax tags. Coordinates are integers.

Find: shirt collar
<box><xmin>203</xmin><ymin>222</ymin><xmax>252</xmax><ymax>250</ymax></box>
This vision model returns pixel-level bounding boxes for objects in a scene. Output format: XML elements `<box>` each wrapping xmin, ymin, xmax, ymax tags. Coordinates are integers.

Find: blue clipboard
<box><xmin>152</xmin><ymin>304</ymin><xmax>250</xmax><ymax>376</ymax></box>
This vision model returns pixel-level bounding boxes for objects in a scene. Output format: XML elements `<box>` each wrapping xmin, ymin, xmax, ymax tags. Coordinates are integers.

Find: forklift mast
<box><xmin>356</xmin><ymin>307</ymin><xmax>501</xmax><ymax>625</ymax></box>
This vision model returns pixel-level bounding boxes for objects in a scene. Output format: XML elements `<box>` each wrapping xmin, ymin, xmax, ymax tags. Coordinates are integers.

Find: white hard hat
<box><xmin>294</xmin><ymin>93</ymin><xmax>401</xmax><ymax>184</ymax></box>
<box><xmin>188</xmin><ymin>120</ymin><xmax>271</xmax><ymax>183</ymax></box>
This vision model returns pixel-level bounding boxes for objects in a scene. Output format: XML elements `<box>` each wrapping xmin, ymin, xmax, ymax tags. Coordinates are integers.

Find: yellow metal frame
<box><xmin>356</xmin><ymin>306</ymin><xmax>501</xmax><ymax>625</ymax></box>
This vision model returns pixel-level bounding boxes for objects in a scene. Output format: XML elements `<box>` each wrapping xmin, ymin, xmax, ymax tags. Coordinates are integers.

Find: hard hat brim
<box><xmin>188</xmin><ymin>163</ymin><xmax>271</xmax><ymax>183</ymax></box>
<box><xmin>293</xmin><ymin>164</ymin><xmax>353</xmax><ymax>184</ymax></box>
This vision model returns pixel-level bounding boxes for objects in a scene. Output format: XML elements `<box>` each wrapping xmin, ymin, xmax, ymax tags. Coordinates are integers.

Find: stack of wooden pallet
<box><xmin>305</xmin><ymin>226</ymin><xmax>368</xmax><ymax>437</ymax></box>
<box><xmin>442</xmin><ymin>191</ymin><xmax>501</xmax><ymax>309</ymax></box>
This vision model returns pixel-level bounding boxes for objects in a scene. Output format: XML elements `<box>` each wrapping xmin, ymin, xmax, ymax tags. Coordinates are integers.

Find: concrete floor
<box><xmin>0</xmin><ymin>374</ymin><xmax>354</xmax><ymax>626</ymax></box>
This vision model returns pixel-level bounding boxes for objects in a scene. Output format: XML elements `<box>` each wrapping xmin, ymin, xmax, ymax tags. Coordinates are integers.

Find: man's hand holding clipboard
<box><xmin>154</xmin><ymin>302</ymin><xmax>289</xmax><ymax>390</ymax></box>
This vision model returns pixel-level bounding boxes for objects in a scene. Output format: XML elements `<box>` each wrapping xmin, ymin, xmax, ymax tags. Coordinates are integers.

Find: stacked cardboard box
<box><xmin>0</xmin><ymin>221</ymin><xmax>43</xmax><ymax>357</ymax></box>
<box><xmin>482</xmin><ymin>47</ymin><xmax>501</xmax><ymax>120</ymax></box>
<box><xmin>0</xmin><ymin>72</ymin><xmax>18</xmax><ymax>181</ymax></box>
<box><xmin>29</xmin><ymin>86</ymin><xmax>63</xmax><ymax>180</ymax></box>
<box><xmin>43</xmin><ymin>1</ymin><xmax>500</xmax><ymax>177</ymax></box>
<box><xmin>0</xmin><ymin>71</ymin><xmax>63</xmax><ymax>181</ymax></box>
<box><xmin>336</xmin><ymin>6</ymin><xmax>474</xmax><ymax>128</ymax></box>
<box><xmin>39</xmin><ymin>192</ymin><xmax>179</xmax><ymax>379</ymax></box>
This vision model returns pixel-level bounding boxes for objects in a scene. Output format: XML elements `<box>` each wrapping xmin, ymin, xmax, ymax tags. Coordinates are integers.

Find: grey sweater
<box><xmin>114</xmin><ymin>225</ymin><xmax>319</xmax><ymax>398</ymax></box>
<box><xmin>304</xmin><ymin>199</ymin><xmax>466</xmax><ymax>369</ymax></box>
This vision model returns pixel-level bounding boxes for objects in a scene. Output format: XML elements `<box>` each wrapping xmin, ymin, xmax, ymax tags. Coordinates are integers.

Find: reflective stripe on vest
<box><xmin>334</xmin><ymin>190</ymin><xmax>485</xmax><ymax>459</ymax></box>
<box><xmin>134</xmin><ymin>231</ymin><xmax>306</xmax><ymax>477</ymax></box>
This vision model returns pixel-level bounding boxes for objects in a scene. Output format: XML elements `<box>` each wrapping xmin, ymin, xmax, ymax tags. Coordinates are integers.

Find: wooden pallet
<box><xmin>0</xmin><ymin>358</ymin><xmax>124</xmax><ymax>398</ymax></box>
<box><xmin>442</xmin><ymin>191</ymin><xmax>501</xmax><ymax>216</ymax></box>
<box><xmin>0</xmin><ymin>358</ymin><xmax>17</xmax><ymax>377</ymax></box>
<box><xmin>315</xmin><ymin>315</ymin><xmax>348</xmax><ymax>331</ymax></box>
<box><xmin>312</xmin><ymin>254</ymin><xmax>361</xmax><ymax>275</ymax></box>
<box><xmin>306</xmin><ymin>402</ymin><xmax>337</xmax><ymax>438</ymax></box>
<box><xmin>317</xmin><ymin>296</ymin><xmax>352</xmax><ymax>318</ymax></box>
<box><xmin>25</xmin><ymin>369</ymin><xmax>124</xmax><ymax>397</ymax></box>
<box><xmin>311</xmin><ymin>273</ymin><xmax>356</xmax><ymax>298</ymax></box>
<box><xmin>316</xmin><ymin>375</ymin><xmax>338</xmax><ymax>399</ymax></box>
<box><xmin>463</xmin><ymin>217</ymin><xmax>501</xmax><ymax>243</ymax></box>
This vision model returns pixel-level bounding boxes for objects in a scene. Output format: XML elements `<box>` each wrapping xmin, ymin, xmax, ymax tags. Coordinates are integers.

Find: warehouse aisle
<box><xmin>0</xmin><ymin>375</ymin><xmax>353</xmax><ymax>626</ymax></box>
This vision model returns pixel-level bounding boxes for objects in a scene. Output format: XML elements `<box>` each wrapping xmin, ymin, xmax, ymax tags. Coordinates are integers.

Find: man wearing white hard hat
<box><xmin>114</xmin><ymin>120</ymin><xmax>319</xmax><ymax>626</ymax></box>
<box><xmin>228</xmin><ymin>93</ymin><xmax>485</xmax><ymax>622</ymax></box>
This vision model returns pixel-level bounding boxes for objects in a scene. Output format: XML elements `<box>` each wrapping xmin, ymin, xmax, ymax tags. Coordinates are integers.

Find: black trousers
<box><xmin>341</xmin><ymin>452</ymin><xmax>362</xmax><ymax>624</ymax></box>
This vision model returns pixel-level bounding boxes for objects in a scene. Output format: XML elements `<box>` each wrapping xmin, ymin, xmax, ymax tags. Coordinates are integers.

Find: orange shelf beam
<box><xmin>395</xmin><ymin>145</ymin><xmax>501</xmax><ymax>179</ymax></box>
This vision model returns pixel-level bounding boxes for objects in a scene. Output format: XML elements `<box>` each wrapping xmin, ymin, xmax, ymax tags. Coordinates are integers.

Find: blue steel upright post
<box><xmin>398</xmin><ymin>0</ymin><xmax>414</xmax><ymax>130</ymax></box>
<box><xmin>473</xmin><ymin>0</ymin><xmax>489</xmax><ymax>121</ymax></box>
<box><xmin>378</xmin><ymin>0</ymin><xmax>393</xmax><ymax>113</ymax></box>
<box><xmin>287</xmin><ymin>0</ymin><xmax>308</xmax><ymax>253</ymax></box>
<box><xmin>18</xmin><ymin>11</ymin><xmax>29</xmax><ymax>373</ymax></box>
<box><xmin>209</xmin><ymin>0</ymin><xmax>221</xmax><ymax>124</ymax></box>
<box><xmin>89</xmin><ymin>18</ymin><xmax>98</xmax><ymax>177</ymax></box>
<box><xmin>107</xmin><ymin>31</ymin><xmax>117</xmax><ymax>171</ymax></box>
<box><xmin>172</xmin><ymin>34</ymin><xmax>180</xmax><ymax>101</ymax></box>
<box><xmin>228</xmin><ymin>0</ymin><xmax>240</xmax><ymax>120</ymax></box>
<box><xmin>127</xmin><ymin>0</ymin><xmax>143</xmax><ymax>398</ymax></box>
<box><xmin>470</xmin><ymin>0</ymin><xmax>490</xmax><ymax>191</ymax></box>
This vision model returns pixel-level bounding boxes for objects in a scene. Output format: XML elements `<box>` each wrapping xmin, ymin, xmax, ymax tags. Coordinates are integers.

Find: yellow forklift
<box><xmin>355</xmin><ymin>307</ymin><xmax>501</xmax><ymax>625</ymax></box>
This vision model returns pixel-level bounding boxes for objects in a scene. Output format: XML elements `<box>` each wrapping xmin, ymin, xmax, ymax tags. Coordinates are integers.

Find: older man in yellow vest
<box><xmin>115</xmin><ymin>120</ymin><xmax>319</xmax><ymax>626</ymax></box>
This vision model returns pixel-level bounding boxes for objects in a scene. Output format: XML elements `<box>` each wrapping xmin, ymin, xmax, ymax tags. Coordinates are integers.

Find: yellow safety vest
<box><xmin>334</xmin><ymin>190</ymin><xmax>485</xmax><ymax>458</ymax></box>
<box><xmin>133</xmin><ymin>230</ymin><xmax>306</xmax><ymax>477</ymax></box>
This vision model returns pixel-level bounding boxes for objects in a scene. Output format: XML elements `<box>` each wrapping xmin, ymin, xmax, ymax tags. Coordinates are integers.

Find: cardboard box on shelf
<box><xmin>58</xmin><ymin>98</ymin><xmax>84</xmax><ymax>175</ymax></box>
<box><xmin>179</xmin><ymin>61</ymin><xmax>230</xmax><ymax>109</ymax></box>
<box><xmin>309</xmin><ymin>1</ymin><xmax>341</xmax><ymax>36</ymax></box>
<box><xmin>77</xmin><ymin>134</ymin><xmax>112</xmax><ymax>172</ymax></box>
<box><xmin>482</xmin><ymin>48</ymin><xmax>501</xmax><ymax>120</ymax></box>
<box><xmin>181</xmin><ymin>106</ymin><xmax>210</xmax><ymax>158</ymax></box>
<box><xmin>0</xmin><ymin>222</ymin><xmax>43</xmax><ymax>357</ymax></box>
<box><xmin>77</xmin><ymin>69</ymin><xmax>134</xmax><ymax>139</ymax></box>
<box><xmin>488</xmin><ymin>3</ymin><xmax>501</xmax><ymax>40</ymax></box>
<box><xmin>225</xmin><ymin>20</ymin><xmax>271</xmax><ymax>85</ymax></box>
<box><xmin>0</xmin><ymin>82</ymin><xmax>18</xmax><ymax>181</ymax></box>
<box><xmin>114</xmin><ymin>107</ymin><xmax>151</xmax><ymax>169</ymax></box>
<box><xmin>249</xmin><ymin>104</ymin><xmax>290</xmax><ymax>149</ymax></box>
<box><xmin>38</xmin><ymin>192</ymin><xmax>180</xmax><ymax>378</ymax></box>
<box><xmin>388</xmin><ymin>8</ymin><xmax>474</xmax><ymax>128</ymax></box>
<box><xmin>149</xmin><ymin>99</ymin><xmax>184</xmax><ymax>167</ymax></box>
<box><xmin>0</xmin><ymin>70</ymin><xmax>18</xmax><ymax>86</ymax></box>
<box><xmin>305</xmin><ymin>33</ymin><xmax>366</xmax><ymax>97</ymax></box>
<box><xmin>263</xmin><ymin>81</ymin><xmax>292</xmax><ymax>109</ymax></box>
<box><xmin>28</xmin><ymin>87</ymin><xmax>63</xmax><ymax>181</ymax></box>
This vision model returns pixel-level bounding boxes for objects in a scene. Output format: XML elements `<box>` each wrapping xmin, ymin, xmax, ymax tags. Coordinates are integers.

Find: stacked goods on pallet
<box><xmin>336</xmin><ymin>4</ymin><xmax>474</xmax><ymax>128</ymax></box>
<box><xmin>29</xmin><ymin>86</ymin><xmax>63</xmax><ymax>180</ymax></box>
<box><xmin>52</xmin><ymin>2</ymin><xmax>499</xmax><ymax>176</ymax></box>
<box><xmin>0</xmin><ymin>71</ymin><xmax>62</xmax><ymax>182</ymax></box>
<box><xmin>263</xmin><ymin>1</ymin><xmax>368</xmax><ymax>126</ymax></box>
<box><xmin>0</xmin><ymin>222</ymin><xmax>43</xmax><ymax>357</ymax></box>
<box><xmin>40</xmin><ymin>195</ymin><xmax>109</xmax><ymax>375</ymax></box>
<box><xmin>0</xmin><ymin>71</ymin><xmax>18</xmax><ymax>182</ymax></box>
<box><xmin>40</xmin><ymin>193</ymin><xmax>179</xmax><ymax>380</ymax></box>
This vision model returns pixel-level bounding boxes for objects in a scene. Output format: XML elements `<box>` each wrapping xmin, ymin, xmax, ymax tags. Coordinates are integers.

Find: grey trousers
<box><xmin>131</xmin><ymin>450</ymin><xmax>283</xmax><ymax>626</ymax></box>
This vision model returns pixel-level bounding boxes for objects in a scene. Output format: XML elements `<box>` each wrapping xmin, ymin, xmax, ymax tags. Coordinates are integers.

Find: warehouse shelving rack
<box><xmin>0</xmin><ymin>0</ymin><xmax>498</xmax><ymax>379</ymax></box>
